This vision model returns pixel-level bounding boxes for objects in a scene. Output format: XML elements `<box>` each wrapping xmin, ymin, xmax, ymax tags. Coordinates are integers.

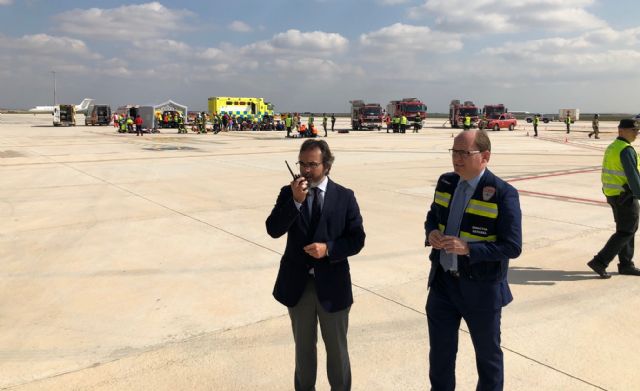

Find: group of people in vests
<box><xmin>282</xmin><ymin>113</ymin><xmax>331</xmax><ymax>138</ymax></box>
<box><xmin>385</xmin><ymin>114</ymin><xmax>408</xmax><ymax>133</ymax></box>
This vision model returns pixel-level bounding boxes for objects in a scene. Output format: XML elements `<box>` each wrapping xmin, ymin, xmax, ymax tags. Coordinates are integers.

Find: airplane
<box><xmin>29</xmin><ymin>98</ymin><xmax>95</xmax><ymax>115</ymax></box>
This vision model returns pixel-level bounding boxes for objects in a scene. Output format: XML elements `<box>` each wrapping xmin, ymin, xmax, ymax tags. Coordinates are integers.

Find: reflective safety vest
<box><xmin>601</xmin><ymin>138</ymin><xmax>639</xmax><ymax>196</ymax></box>
<box><xmin>401</xmin><ymin>116</ymin><xmax>407</xmax><ymax>125</ymax></box>
<box><xmin>433</xmin><ymin>173</ymin><xmax>499</xmax><ymax>243</ymax></box>
<box><xmin>565</xmin><ymin>117</ymin><xmax>571</xmax><ymax>124</ymax></box>
<box><xmin>464</xmin><ymin>115</ymin><xmax>471</xmax><ymax>126</ymax></box>
<box><xmin>285</xmin><ymin>116</ymin><xmax>292</xmax><ymax>127</ymax></box>
<box><xmin>393</xmin><ymin>116</ymin><xmax>400</xmax><ymax>124</ymax></box>
<box><xmin>533</xmin><ymin>116</ymin><xmax>540</xmax><ymax>125</ymax></box>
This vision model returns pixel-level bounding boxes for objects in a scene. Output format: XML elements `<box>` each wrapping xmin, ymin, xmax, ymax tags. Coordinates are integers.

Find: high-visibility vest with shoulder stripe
<box><xmin>602</xmin><ymin>138</ymin><xmax>639</xmax><ymax>196</ymax></box>
<box><xmin>433</xmin><ymin>173</ymin><xmax>499</xmax><ymax>243</ymax></box>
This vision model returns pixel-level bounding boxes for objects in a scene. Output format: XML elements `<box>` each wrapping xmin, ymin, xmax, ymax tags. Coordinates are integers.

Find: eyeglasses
<box><xmin>449</xmin><ymin>149</ymin><xmax>481</xmax><ymax>158</ymax></box>
<box><xmin>297</xmin><ymin>161</ymin><xmax>322</xmax><ymax>169</ymax></box>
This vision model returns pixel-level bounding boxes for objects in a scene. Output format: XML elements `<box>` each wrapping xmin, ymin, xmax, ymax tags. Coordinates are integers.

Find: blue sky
<box><xmin>0</xmin><ymin>0</ymin><xmax>639</xmax><ymax>113</ymax></box>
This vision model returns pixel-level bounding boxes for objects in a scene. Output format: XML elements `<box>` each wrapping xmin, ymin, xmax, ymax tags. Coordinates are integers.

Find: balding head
<box><xmin>451</xmin><ymin>129</ymin><xmax>491</xmax><ymax>180</ymax></box>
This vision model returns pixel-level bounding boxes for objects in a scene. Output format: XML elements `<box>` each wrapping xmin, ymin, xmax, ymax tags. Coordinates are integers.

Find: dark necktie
<box><xmin>308</xmin><ymin>187</ymin><xmax>322</xmax><ymax>237</ymax></box>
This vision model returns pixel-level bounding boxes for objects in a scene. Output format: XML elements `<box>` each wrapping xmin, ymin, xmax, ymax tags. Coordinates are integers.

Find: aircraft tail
<box><xmin>77</xmin><ymin>98</ymin><xmax>94</xmax><ymax>112</ymax></box>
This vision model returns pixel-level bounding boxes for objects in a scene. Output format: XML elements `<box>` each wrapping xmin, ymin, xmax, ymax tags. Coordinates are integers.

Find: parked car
<box><xmin>486</xmin><ymin>112</ymin><xmax>517</xmax><ymax>131</ymax></box>
<box><xmin>525</xmin><ymin>113</ymin><xmax>553</xmax><ymax>124</ymax></box>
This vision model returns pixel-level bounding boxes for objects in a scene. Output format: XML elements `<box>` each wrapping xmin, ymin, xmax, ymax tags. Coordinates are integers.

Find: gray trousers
<box><xmin>288</xmin><ymin>278</ymin><xmax>351</xmax><ymax>391</ymax></box>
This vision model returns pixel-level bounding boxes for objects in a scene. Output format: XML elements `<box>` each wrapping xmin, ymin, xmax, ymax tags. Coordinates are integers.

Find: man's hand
<box><xmin>440</xmin><ymin>236</ymin><xmax>470</xmax><ymax>255</ymax></box>
<box><xmin>428</xmin><ymin>229</ymin><xmax>445</xmax><ymax>249</ymax></box>
<box><xmin>291</xmin><ymin>176</ymin><xmax>309</xmax><ymax>204</ymax></box>
<box><xmin>304</xmin><ymin>243</ymin><xmax>328</xmax><ymax>259</ymax></box>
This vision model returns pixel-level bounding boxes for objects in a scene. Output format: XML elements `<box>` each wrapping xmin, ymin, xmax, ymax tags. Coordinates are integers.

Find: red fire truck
<box><xmin>449</xmin><ymin>100</ymin><xmax>479</xmax><ymax>128</ymax></box>
<box><xmin>350</xmin><ymin>100</ymin><xmax>383</xmax><ymax>130</ymax></box>
<box><xmin>386</xmin><ymin>98</ymin><xmax>428</xmax><ymax>131</ymax></box>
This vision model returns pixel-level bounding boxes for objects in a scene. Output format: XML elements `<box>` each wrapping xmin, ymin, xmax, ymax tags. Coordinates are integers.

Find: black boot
<box><xmin>587</xmin><ymin>259</ymin><xmax>611</xmax><ymax>279</ymax></box>
<box><xmin>618</xmin><ymin>263</ymin><xmax>640</xmax><ymax>276</ymax></box>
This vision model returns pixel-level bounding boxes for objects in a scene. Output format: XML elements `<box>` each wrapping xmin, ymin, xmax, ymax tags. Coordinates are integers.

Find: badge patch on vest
<box><xmin>482</xmin><ymin>186</ymin><xmax>496</xmax><ymax>201</ymax></box>
<box><xmin>472</xmin><ymin>226</ymin><xmax>488</xmax><ymax>235</ymax></box>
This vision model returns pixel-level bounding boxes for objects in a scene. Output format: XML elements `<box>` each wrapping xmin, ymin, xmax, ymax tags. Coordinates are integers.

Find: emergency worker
<box><xmin>425</xmin><ymin>129</ymin><xmax>522</xmax><ymax>390</ymax></box>
<box><xmin>401</xmin><ymin>115</ymin><xmax>408</xmax><ymax>133</ymax></box>
<box><xmin>464</xmin><ymin>114</ymin><xmax>472</xmax><ymax>130</ymax></box>
<box><xmin>178</xmin><ymin>114</ymin><xmax>187</xmax><ymax>133</ymax></box>
<box><xmin>393</xmin><ymin>115</ymin><xmax>400</xmax><ymax>133</ymax></box>
<box><xmin>135</xmin><ymin>115</ymin><xmax>143</xmax><ymax>136</ymax></box>
<box><xmin>589</xmin><ymin>114</ymin><xmax>600</xmax><ymax>139</ymax></box>
<box><xmin>308</xmin><ymin>114</ymin><xmax>314</xmax><ymax>132</ymax></box>
<box><xmin>565</xmin><ymin>115</ymin><xmax>571</xmax><ymax>133</ymax></box>
<box><xmin>533</xmin><ymin>114</ymin><xmax>540</xmax><ymax>137</ymax></box>
<box><xmin>322</xmin><ymin>113</ymin><xmax>328</xmax><ymax>137</ymax></box>
<box><xmin>119</xmin><ymin>116</ymin><xmax>127</xmax><ymax>133</ymax></box>
<box><xmin>331</xmin><ymin>113</ymin><xmax>336</xmax><ymax>132</ymax></box>
<box><xmin>285</xmin><ymin>114</ymin><xmax>293</xmax><ymax>138</ymax></box>
<box><xmin>587</xmin><ymin>119</ymin><xmax>640</xmax><ymax>278</ymax></box>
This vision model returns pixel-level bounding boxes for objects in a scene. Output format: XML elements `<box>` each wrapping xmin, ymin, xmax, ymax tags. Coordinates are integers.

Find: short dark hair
<box><xmin>299</xmin><ymin>139</ymin><xmax>335</xmax><ymax>174</ymax></box>
<box><xmin>474</xmin><ymin>129</ymin><xmax>492</xmax><ymax>152</ymax></box>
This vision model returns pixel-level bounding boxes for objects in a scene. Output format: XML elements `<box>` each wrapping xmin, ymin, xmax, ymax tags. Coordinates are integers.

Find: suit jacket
<box><xmin>266</xmin><ymin>178</ymin><xmax>365</xmax><ymax>313</ymax></box>
<box><xmin>425</xmin><ymin>169</ymin><xmax>522</xmax><ymax>310</ymax></box>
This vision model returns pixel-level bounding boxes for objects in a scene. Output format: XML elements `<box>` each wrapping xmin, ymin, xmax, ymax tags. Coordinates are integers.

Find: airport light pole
<box><xmin>51</xmin><ymin>70</ymin><xmax>56</xmax><ymax>106</ymax></box>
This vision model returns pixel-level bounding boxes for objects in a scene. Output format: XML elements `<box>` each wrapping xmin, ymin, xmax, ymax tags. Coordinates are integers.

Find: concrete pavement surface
<box><xmin>1</xmin><ymin>114</ymin><xmax>637</xmax><ymax>390</ymax></box>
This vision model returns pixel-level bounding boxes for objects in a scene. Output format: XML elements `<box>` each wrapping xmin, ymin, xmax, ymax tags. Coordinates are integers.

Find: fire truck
<box><xmin>350</xmin><ymin>100</ymin><xmax>383</xmax><ymax>130</ymax></box>
<box><xmin>482</xmin><ymin>104</ymin><xmax>506</xmax><ymax>117</ymax></box>
<box><xmin>386</xmin><ymin>98</ymin><xmax>427</xmax><ymax>130</ymax></box>
<box><xmin>449</xmin><ymin>100</ymin><xmax>479</xmax><ymax>128</ymax></box>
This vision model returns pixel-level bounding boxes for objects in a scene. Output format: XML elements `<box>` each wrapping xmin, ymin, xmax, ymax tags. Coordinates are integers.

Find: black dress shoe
<box><xmin>618</xmin><ymin>265</ymin><xmax>640</xmax><ymax>276</ymax></box>
<box><xmin>587</xmin><ymin>259</ymin><xmax>611</xmax><ymax>279</ymax></box>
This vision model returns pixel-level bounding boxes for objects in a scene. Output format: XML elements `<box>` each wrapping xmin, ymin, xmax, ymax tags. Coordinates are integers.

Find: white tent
<box><xmin>153</xmin><ymin>99</ymin><xmax>188</xmax><ymax>116</ymax></box>
<box><xmin>150</xmin><ymin>99</ymin><xmax>188</xmax><ymax>130</ymax></box>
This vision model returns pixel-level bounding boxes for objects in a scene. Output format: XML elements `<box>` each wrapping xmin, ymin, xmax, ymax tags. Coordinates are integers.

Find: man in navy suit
<box><xmin>266</xmin><ymin>139</ymin><xmax>365</xmax><ymax>391</ymax></box>
<box><xmin>424</xmin><ymin>129</ymin><xmax>522</xmax><ymax>391</ymax></box>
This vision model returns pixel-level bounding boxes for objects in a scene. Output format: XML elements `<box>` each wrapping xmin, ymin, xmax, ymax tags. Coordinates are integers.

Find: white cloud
<box><xmin>478</xmin><ymin>29</ymin><xmax>640</xmax><ymax>83</ymax></box>
<box><xmin>239</xmin><ymin>29</ymin><xmax>349</xmax><ymax>59</ymax></box>
<box><xmin>0</xmin><ymin>33</ymin><xmax>100</xmax><ymax>59</ymax></box>
<box><xmin>409</xmin><ymin>0</ymin><xmax>606</xmax><ymax>33</ymax></box>
<box><xmin>359</xmin><ymin>23</ymin><xmax>463</xmax><ymax>53</ymax></box>
<box><xmin>0</xmin><ymin>0</ymin><xmax>13</xmax><ymax>5</ymax></box>
<box><xmin>229</xmin><ymin>20</ymin><xmax>253</xmax><ymax>33</ymax></box>
<box><xmin>270</xmin><ymin>29</ymin><xmax>349</xmax><ymax>52</ymax></box>
<box><xmin>377</xmin><ymin>0</ymin><xmax>410</xmax><ymax>4</ymax></box>
<box><xmin>54</xmin><ymin>2</ymin><xmax>194</xmax><ymax>40</ymax></box>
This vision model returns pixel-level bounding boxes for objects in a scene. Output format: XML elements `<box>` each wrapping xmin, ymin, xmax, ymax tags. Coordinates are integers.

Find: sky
<box><xmin>0</xmin><ymin>0</ymin><xmax>639</xmax><ymax>113</ymax></box>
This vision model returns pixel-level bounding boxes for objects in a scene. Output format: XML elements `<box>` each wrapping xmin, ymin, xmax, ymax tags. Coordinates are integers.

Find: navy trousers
<box><xmin>426</xmin><ymin>266</ymin><xmax>503</xmax><ymax>391</ymax></box>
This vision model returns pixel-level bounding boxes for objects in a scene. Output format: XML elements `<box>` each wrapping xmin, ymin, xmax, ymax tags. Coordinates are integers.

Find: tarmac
<box><xmin>1</xmin><ymin>114</ymin><xmax>638</xmax><ymax>390</ymax></box>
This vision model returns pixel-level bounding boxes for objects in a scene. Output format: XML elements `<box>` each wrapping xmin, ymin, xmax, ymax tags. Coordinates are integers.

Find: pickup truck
<box><xmin>525</xmin><ymin>113</ymin><xmax>554</xmax><ymax>123</ymax></box>
<box><xmin>485</xmin><ymin>112</ymin><xmax>517</xmax><ymax>131</ymax></box>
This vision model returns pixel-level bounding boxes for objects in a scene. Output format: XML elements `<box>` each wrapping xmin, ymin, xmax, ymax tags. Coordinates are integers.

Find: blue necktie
<box><xmin>440</xmin><ymin>181</ymin><xmax>469</xmax><ymax>271</ymax></box>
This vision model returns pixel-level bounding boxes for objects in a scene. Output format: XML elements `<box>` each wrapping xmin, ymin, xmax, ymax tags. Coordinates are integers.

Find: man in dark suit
<box><xmin>266</xmin><ymin>139</ymin><xmax>365</xmax><ymax>391</ymax></box>
<box><xmin>424</xmin><ymin>129</ymin><xmax>522</xmax><ymax>391</ymax></box>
